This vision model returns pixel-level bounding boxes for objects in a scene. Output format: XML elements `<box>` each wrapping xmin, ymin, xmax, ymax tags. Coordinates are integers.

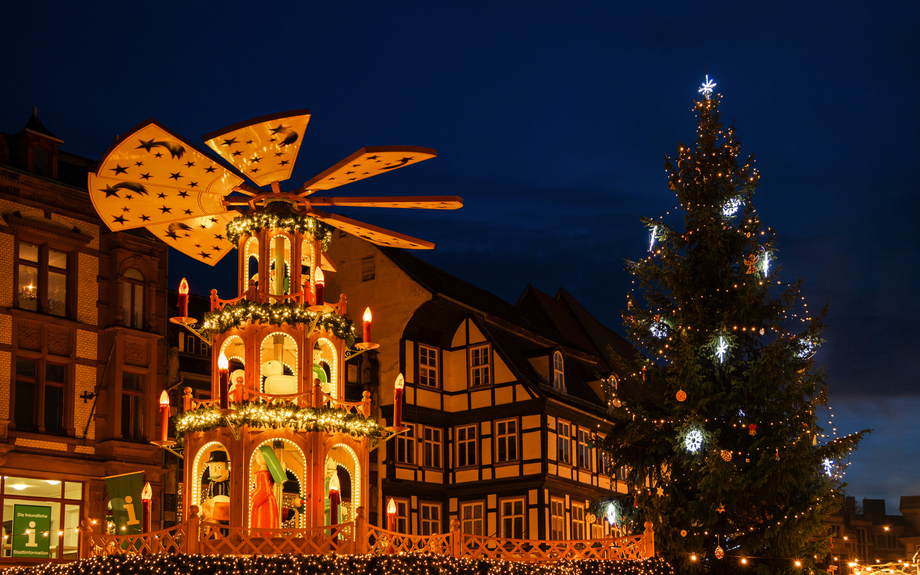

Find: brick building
<box><xmin>0</xmin><ymin>109</ymin><xmax>169</xmax><ymax>562</ymax></box>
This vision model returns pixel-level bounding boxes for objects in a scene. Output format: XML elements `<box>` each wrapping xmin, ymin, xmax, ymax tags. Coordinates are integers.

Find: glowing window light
<box><xmin>685</xmin><ymin>429</ymin><xmax>703</xmax><ymax>452</ymax></box>
<box><xmin>723</xmin><ymin>198</ymin><xmax>741</xmax><ymax>217</ymax></box>
<box><xmin>10</xmin><ymin>484</ymin><xmax>27</xmax><ymax>491</ymax></box>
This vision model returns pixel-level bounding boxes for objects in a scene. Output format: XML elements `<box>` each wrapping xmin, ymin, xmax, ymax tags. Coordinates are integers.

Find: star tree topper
<box><xmin>699</xmin><ymin>75</ymin><xmax>717</xmax><ymax>99</ymax></box>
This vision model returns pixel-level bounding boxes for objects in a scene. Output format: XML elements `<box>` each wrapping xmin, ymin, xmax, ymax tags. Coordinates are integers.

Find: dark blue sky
<box><xmin>3</xmin><ymin>1</ymin><xmax>917</xmax><ymax>507</ymax></box>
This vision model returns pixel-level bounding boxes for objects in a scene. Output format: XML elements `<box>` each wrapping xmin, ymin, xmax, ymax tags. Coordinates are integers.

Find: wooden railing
<box><xmin>210</xmin><ymin>287</ymin><xmax>347</xmax><ymax>315</ymax></box>
<box><xmin>183</xmin><ymin>381</ymin><xmax>372</xmax><ymax>416</ymax></box>
<box><xmin>81</xmin><ymin>506</ymin><xmax>655</xmax><ymax>563</ymax></box>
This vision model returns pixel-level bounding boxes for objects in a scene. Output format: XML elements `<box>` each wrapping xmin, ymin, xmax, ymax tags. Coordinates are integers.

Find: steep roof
<box><xmin>381</xmin><ymin>247</ymin><xmax>625</xmax><ymax>411</ymax></box>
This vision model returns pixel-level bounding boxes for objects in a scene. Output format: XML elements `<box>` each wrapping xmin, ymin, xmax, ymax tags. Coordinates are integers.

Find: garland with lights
<box><xmin>175</xmin><ymin>401</ymin><xmax>382</xmax><ymax>442</ymax></box>
<box><xmin>0</xmin><ymin>553</ymin><xmax>675</xmax><ymax>575</ymax></box>
<box><xmin>200</xmin><ymin>300</ymin><xmax>356</xmax><ymax>346</ymax></box>
<box><xmin>226</xmin><ymin>210</ymin><xmax>333</xmax><ymax>250</ymax></box>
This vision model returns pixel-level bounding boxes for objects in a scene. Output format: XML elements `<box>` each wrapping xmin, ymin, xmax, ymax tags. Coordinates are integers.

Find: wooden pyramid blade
<box><xmin>145</xmin><ymin>212</ymin><xmax>238</xmax><ymax>266</ymax></box>
<box><xmin>299</xmin><ymin>146</ymin><xmax>436</xmax><ymax>194</ymax></box>
<box><xmin>204</xmin><ymin>110</ymin><xmax>310</xmax><ymax>187</ymax></box>
<box><xmin>88</xmin><ymin>119</ymin><xmax>242</xmax><ymax>231</ymax></box>
<box><xmin>312</xmin><ymin>210</ymin><xmax>434</xmax><ymax>249</ymax></box>
<box><xmin>308</xmin><ymin>195</ymin><xmax>463</xmax><ymax>210</ymax></box>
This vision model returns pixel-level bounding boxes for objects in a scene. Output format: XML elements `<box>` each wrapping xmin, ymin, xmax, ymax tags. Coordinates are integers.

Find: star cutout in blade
<box><xmin>157</xmin><ymin>192</ymin><xmax>167</xmax><ymax>199</ymax></box>
<box><xmin>112</xmin><ymin>215</ymin><xmax>128</xmax><ymax>224</ymax></box>
<box><xmin>101</xmin><ymin>185</ymin><xmax>120</xmax><ymax>198</ymax></box>
<box><xmin>199</xmin><ymin>252</ymin><xmax>212</xmax><ymax>259</ymax></box>
<box><xmin>185</xmin><ymin>161</ymin><xmax>195</xmax><ymax>168</ymax></box>
<box><xmin>111</xmin><ymin>164</ymin><xmax>129</xmax><ymax>175</ymax></box>
<box><xmin>140</xmin><ymin>173</ymin><xmax>152</xmax><ymax>180</ymax></box>
<box><xmin>184</xmin><ymin>209</ymin><xmax>193</xmax><ymax>215</ymax></box>
<box><xmin>205</xmin><ymin>166</ymin><xmax>216</xmax><ymax>173</ymax></box>
<box><xmin>159</xmin><ymin>205</ymin><xmax>172</xmax><ymax>214</ymax></box>
<box><xmin>140</xmin><ymin>214</ymin><xmax>151</xmax><ymax>222</ymax></box>
<box><xmin>178</xmin><ymin>191</ymin><xmax>189</xmax><ymax>198</ymax></box>
<box><xmin>222</xmin><ymin>138</ymin><xmax>237</xmax><ymax>146</ymax></box>
<box><xmin>168</xmin><ymin>172</ymin><xmax>182</xmax><ymax>180</ymax></box>
<box><xmin>165</xmin><ymin>230</ymin><xmax>179</xmax><ymax>240</ymax></box>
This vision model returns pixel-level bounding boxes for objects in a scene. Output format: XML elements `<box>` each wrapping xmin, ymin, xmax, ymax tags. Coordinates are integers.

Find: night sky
<box><xmin>3</xmin><ymin>2</ymin><xmax>917</xmax><ymax>508</ymax></box>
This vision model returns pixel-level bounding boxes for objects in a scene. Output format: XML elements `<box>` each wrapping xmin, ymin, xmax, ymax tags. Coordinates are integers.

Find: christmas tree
<box><xmin>600</xmin><ymin>77</ymin><xmax>868</xmax><ymax>574</ymax></box>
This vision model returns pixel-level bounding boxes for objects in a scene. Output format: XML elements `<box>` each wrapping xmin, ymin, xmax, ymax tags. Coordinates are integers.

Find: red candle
<box><xmin>387</xmin><ymin>498</ymin><xmax>397</xmax><ymax>532</ymax></box>
<box><xmin>363</xmin><ymin>307</ymin><xmax>372</xmax><ymax>343</ymax></box>
<box><xmin>158</xmin><ymin>390</ymin><xmax>170</xmax><ymax>442</ymax></box>
<box><xmin>394</xmin><ymin>373</ymin><xmax>405</xmax><ymax>428</ymax></box>
<box><xmin>218</xmin><ymin>353</ymin><xmax>229</xmax><ymax>410</ymax></box>
<box><xmin>329</xmin><ymin>472</ymin><xmax>341</xmax><ymax>527</ymax></box>
<box><xmin>314</xmin><ymin>268</ymin><xmax>325</xmax><ymax>305</ymax></box>
<box><xmin>141</xmin><ymin>482</ymin><xmax>152</xmax><ymax>533</ymax></box>
<box><xmin>178</xmin><ymin>278</ymin><xmax>189</xmax><ymax>317</ymax></box>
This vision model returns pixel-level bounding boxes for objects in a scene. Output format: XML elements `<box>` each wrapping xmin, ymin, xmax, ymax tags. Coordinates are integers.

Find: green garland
<box><xmin>175</xmin><ymin>401</ymin><xmax>382</xmax><ymax>442</ymax></box>
<box><xmin>200</xmin><ymin>300</ymin><xmax>356</xmax><ymax>346</ymax></box>
<box><xmin>0</xmin><ymin>551</ymin><xmax>675</xmax><ymax>575</ymax></box>
<box><xmin>226</xmin><ymin>211</ymin><xmax>333</xmax><ymax>250</ymax></box>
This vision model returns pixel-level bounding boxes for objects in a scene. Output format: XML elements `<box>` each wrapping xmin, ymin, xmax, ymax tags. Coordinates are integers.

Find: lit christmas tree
<box><xmin>600</xmin><ymin>78</ymin><xmax>868</xmax><ymax>574</ymax></box>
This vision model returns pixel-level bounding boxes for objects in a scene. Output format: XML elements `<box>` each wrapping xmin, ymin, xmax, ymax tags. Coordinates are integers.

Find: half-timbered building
<box><xmin>326</xmin><ymin>232</ymin><xmax>637</xmax><ymax>541</ymax></box>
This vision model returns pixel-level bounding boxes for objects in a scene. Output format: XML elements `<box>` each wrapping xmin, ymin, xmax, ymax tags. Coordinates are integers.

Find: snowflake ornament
<box><xmin>722</xmin><ymin>197</ymin><xmax>741</xmax><ymax>217</ymax></box>
<box><xmin>685</xmin><ymin>429</ymin><xmax>703</xmax><ymax>452</ymax></box>
<box><xmin>823</xmin><ymin>458</ymin><xmax>834</xmax><ymax>477</ymax></box>
<box><xmin>699</xmin><ymin>75</ymin><xmax>717</xmax><ymax>99</ymax></box>
<box><xmin>716</xmin><ymin>336</ymin><xmax>728</xmax><ymax>363</ymax></box>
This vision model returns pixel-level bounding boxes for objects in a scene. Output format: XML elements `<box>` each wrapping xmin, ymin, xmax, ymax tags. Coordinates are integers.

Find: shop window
<box><xmin>17</xmin><ymin>242</ymin><xmax>69</xmax><ymax>317</ymax></box>
<box><xmin>121</xmin><ymin>372</ymin><xmax>145</xmax><ymax>441</ymax></box>
<box><xmin>0</xmin><ymin>476</ymin><xmax>83</xmax><ymax>559</ymax></box>
<box><xmin>14</xmin><ymin>356</ymin><xmax>68</xmax><ymax>435</ymax></box>
<box><xmin>495</xmin><ymin>419</ymin><xmax>518</xmax><ymax>463</ymax></box>
<box><xmin>460</xmin><ymin>501</ymin><xmax>483</xmax><ymax>535</ymax></box>
<box><xmin>470</xmin><ymin>345</ymin><xmax>490</xmax><ymax>387</ymax></box>
<box><xmin>500</xmin><ymin>498</ymin><xmax>525</xmax><ymax>539</ymax></box>
<box><xmin>456</xmin><ymin>425</ymin><xmax>477</xmax><ymax>467</ymax></box>
<box><xmin>550</xmin><ymin>498</ymin><xmax>565</xmax><ymax>540</ymax></box>
<box><xmin>420</xmin><ymin>502</ymin><xmax>441</xmax><ymax>535</ymax></box>
<box><xmin>123</xmin><ymin>268</ymin><xmax>145</xmax><ymax>329</ymax></box>
<box><xmin>418</xmin><ymin>345</ymin><xmax>438</xmax><ymax>388</ymax></box>
<box><xmin>394</xmin><ymin>498</ymin><xmax>409</xmax><ymax>533</ymax></box>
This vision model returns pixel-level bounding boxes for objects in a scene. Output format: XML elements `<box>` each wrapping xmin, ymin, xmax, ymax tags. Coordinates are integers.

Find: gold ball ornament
<box><xmin>715</xmin><ymin>546</ymin><xmax>724</xmax><ymax>559</ymax></box>
<box><xmin>721</xmin><ymin>450</ymin><xmax>732</xmax><ymax>461</ymax></box>
<box><xmin>680</xmin><ymin>529</ymin><xmax>687</xmax><ymax>537</ymax></box>
<box><xmin>676</xmin><ymin>390</ymin><xmax>687</xmax><ymax>402</ymax></box>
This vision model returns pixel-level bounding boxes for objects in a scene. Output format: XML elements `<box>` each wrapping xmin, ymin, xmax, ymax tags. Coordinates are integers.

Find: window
<box><xmin>361</xmin><ymin>256</ymin><xmax>375</xmax><ymax>282</ymax></box>
<box><xmin>553</xmin><ymin>351</ymin><xmax>565</xmax><ymax>390</ymax></box>
<box><xmin>17</xmin><ymin>242</ymin><xmax>69</xmax><ymax>317</ymax></box>
<box><xmin>121</xmin><ymin>371</ymin><xmax>145</xmax><ymax>441</ymax></box>
<box><xmin>460</xmin><ymin>502</ymin><xmax>483</xmax><ymax>535</ymax></box>
<box><xmin>470</xmin><ymin>345</ymin><xmax>490</xmax><ymax>386</ymax></box>
<box><xmin>592</xmin><ymin>521</ymin><xmax>606</xmax><ymax>539</ymax></box>
<box><xmin>495</xmin><ymin>419</ymin><xmax>518</xmax><ymax>463</ymax></box>
<box><xmin>420</xmin><ymin>502</ymin><xmax>441</xmax><ymax>535</ymax></box>
<box><xmin>607</xmin><ymin>376</ymin><xmax>621</xmax><ymax>410</ymax></box>
<box><xmin>577</xmin><ymin>428</ymin><xmax>592</xmax><ymax>470</ymax></box>
<box><xmin>422</xmin><ymin>426</ymin><xmax>442</xmax><ymax>468</ymax></box>
<box><xmin>123</xmin><ymin>268</ymin><xmax>145</xmax><ymax>329</ymax></box>
<box><xmin>0</xmin><ymin>476</ymin><xmax>83</xmax><ymax>560</ymax></box>
<box><xmin>419</xmin><ymin>345</ymin><xmax>438</xmax><ymax>388</ymax></box>
<box><xmin>500</xmin><ymin>498</ymin><xmax>525</xmax><ymax>539</ymax></box>
<box><xmin>616</xmin><ymin>465</ymin><xmax>629</xmax><ymax>482</ymax></box>
<box><xmin>557</xmin><ymin>421</ymin><xmax>571</xmax><ymax>465</ymax></box>
<box><xmin>597</xmin><ymin>440</ymin><xmax>612</xmax><ymax>475</ymax></box>
<box><xmin>456</xmin><ymin>425</ymin><xmax>477</xmax><ymax>467</ymax></box>
<box><xmin>550</xmin><ymin>498</ymin><xmax>565</xmax><ymax>540</ymax></box>
<box><xmin>395</xmin><ymin>424</ymin><xmax>415</xmax><ymax>465</ymax></box>
<box><xmin>394</xmin><ymin>499</ymin><xmax>409</xmax><ymax>533</ymax></box>
<box><xmin>14</xmin><ymin>356</ymin><xmax>68</xmax><ymax>435</ymax></box>
<box><xmin>571</xmin><ymin>503</ymin><xmax>586</xmax><ymax>540</ymax></box>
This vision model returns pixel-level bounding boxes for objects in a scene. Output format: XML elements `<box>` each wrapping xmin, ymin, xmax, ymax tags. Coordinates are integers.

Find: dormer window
<box><xmin>552</xmin><ymin>351</ymin><xmax>565</xmax><ymax>391</ymax></box>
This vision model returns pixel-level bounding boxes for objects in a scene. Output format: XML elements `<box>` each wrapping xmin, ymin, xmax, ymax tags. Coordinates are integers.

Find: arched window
<box><xmin>124</xmin><ymin>268</ymin><xmax>145</xmax><ymax>329</ymax></box>
<box><xmin>552</xmin><ymin>351</ymin><xmax>565</xmax><ymax>391</ymax></box>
